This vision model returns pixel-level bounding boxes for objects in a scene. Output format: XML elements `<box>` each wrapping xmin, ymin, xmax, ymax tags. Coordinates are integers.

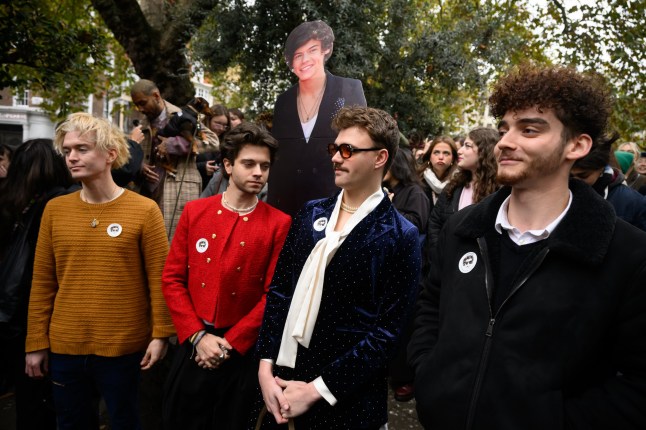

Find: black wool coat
<box><xmin>409</xmin><ymin>180</ymin><xmax>646</xmax><ymax>430</ymax></box>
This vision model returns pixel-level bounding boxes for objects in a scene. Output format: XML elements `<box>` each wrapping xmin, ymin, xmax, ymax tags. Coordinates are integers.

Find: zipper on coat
<box><xmin>465</xmin><ymin>240</ymin><xmax>550</xmax><ymax>429</ymax></box>
<box><xmin>465</xmin><ymin>239</ymin><xmax>496</xmax><ymax>429</ymax></box>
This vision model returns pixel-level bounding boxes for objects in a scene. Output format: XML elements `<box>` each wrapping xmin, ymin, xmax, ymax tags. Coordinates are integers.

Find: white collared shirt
<box><xmin>152</xmin><ymin>107</ymin><xmax>168</xmax><ymax>130</ymax></box>
<box><xmin>494</xmin><ymin>191</ymin><xmax>572</xmax><ymax>245</ymax></box>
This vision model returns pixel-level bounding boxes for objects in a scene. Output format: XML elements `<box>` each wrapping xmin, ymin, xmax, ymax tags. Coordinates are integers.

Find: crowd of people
<box><xmin>1</xmin><ymin>19</ymin><xmax>646</xmax><ymax>430</ymax></box>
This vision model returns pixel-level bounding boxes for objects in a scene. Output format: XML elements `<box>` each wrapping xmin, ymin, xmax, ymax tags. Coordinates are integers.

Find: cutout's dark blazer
<box><xmin>268</xmin><ymin>71</ymin><xmax>366</xmax><ymax>216</ymax></box>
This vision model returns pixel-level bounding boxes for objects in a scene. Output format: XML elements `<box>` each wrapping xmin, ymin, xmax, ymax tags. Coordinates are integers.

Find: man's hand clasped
<box><xmin>258</xmin><ymin>360</ymin><xmax>321</xmax><ymax>423</ymax></box>
<box><xmin>195</xmin><ymin>333</ymin><xmax>232</xmax><ymax>370</ymax></box>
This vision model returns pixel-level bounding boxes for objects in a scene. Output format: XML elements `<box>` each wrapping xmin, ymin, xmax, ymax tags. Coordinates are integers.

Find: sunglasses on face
<box><xmin>327</xmin><ymin>143</ymin><xmax>382</xmax><ymax>159</ymax></box>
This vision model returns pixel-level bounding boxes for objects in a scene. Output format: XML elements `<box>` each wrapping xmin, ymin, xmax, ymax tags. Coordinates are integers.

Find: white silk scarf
<box><xmin>275</xmin><ymin>188</ymin><xmax>384</xmax><ymax>368</ymax></box>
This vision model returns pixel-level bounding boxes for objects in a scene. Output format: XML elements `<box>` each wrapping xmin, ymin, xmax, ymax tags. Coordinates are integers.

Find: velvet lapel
<box><xmin>305</xmin><ymin>192</ymin><xmax>396</xmax><ymax>255</ymax></box>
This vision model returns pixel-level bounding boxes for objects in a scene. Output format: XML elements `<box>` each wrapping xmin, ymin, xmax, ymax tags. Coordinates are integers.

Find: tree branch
<box><xmin>550</xmin><ymin>0</ymin><xmax>570</xmax><ymax>34</ymax></box>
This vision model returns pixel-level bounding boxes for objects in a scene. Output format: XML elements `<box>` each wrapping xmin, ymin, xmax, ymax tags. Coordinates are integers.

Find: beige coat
<box><xmin>139</xmin><ymin>100</ymin><xmax>201</xmax><ymax>241</ymax></box>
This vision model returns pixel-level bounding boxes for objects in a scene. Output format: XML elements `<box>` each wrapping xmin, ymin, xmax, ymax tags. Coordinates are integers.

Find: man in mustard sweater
<box><xmin>25</xmin><ymin>112</ymin><xmax>175</xmax><ymax>429</ymax></box>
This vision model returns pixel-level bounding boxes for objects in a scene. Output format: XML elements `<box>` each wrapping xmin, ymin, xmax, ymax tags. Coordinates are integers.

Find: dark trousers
<box><xmin>163</xmin><ymin>328</ymin><xmax>257</xmax><ymax>430</ymax></box>
<box><xmin>49</xmin><ymin>352</ymin><xmax>143</xmax><ymax>430</ymax></box>
<box><xmin>0</xmin><ymin>332</ymin><xmax>56</xmax><ymax>429</ymax></box>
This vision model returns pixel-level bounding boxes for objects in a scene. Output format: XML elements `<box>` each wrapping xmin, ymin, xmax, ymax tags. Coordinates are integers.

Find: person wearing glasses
<box><xmin>267</xmin><ymin>20</ymin><xmax>367</xmax><ymax>216</ymax></box>
<box><xmin>255</xmin><ymin>106</ymin><xmax>420</xmax><ymax>429</ymax></box>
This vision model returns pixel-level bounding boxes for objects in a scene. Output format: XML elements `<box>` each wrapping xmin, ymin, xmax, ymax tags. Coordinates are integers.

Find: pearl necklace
<box><xmin>222</xmin><ymin>192</ymin><xmax>259</xmax><ymax>214</ymax></box>
<box><xmin>340</xmin><ymin>200</ymin><xmax>358</xmax><ymax>214</ymax></box>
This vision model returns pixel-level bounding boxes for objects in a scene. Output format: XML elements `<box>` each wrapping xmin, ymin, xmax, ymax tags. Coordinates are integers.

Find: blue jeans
<box><xmin>49</xmin><ymin>352</ymin><xmax>143</xmax><ymax>430</ymax></box>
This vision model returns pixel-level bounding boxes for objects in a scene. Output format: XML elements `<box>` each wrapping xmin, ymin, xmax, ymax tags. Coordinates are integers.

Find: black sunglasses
<box><xmin>327</xmin><ymin>143</ymin><xmax>382</xmax><ymax>159</ymax></box>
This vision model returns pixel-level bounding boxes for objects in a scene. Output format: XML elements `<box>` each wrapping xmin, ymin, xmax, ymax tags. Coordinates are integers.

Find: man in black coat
<box><xmin>409</xmin><ymin>64</ymin><xmax>646</xmax><ymax>429</ymax></box>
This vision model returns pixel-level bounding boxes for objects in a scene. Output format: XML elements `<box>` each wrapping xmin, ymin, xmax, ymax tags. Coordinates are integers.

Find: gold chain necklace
<box><xmin>297</xmin><ymin>79</ymin><xmax>327</xmax><ymax>122</ymax></box>
<box><xmin>81</xmin><ymin>186</ymin><xmax>123</xmax><ymax>228</ymax></box>
<box><xmin>222</xmin><ymin>192</ymin><xmax>259</xmax><ymax>214</ymax></box>
<box><xmin>340</xmin><ymin>200</ymin><xmax>358</xmax><ymax>214</ymax></box>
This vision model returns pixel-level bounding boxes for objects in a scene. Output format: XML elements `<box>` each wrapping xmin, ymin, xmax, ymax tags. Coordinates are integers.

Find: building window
<box><xmin>196</xmin><ymin>88</ymin><xmax>207</xmax><ymax>99</ymax></box>
<box><xmin>13</xmin><ymin>90</ymin><xmax>29</xmax><ymax>106</ymax></box>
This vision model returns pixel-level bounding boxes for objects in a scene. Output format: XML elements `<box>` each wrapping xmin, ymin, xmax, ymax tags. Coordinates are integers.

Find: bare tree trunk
<box><xmin>90</xmin><ymin>0</ymin><xmax>206</xmax><ymax>105</ymax></box>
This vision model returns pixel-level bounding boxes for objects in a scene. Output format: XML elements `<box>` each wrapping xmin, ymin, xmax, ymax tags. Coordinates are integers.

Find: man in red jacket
<box><xmin>161</xmin><ymin>122</ymin><xmax>291</xmax><ymax>429</ymax></box>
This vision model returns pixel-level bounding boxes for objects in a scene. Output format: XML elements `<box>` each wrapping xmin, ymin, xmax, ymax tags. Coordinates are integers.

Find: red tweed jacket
<box><xmin>162</xmin><ymin>194</ymin><xmax>291</xmax><ymax>354</ymax></box>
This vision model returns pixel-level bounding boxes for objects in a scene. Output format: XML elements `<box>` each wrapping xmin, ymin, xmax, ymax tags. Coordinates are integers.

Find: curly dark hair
<box><xmin>444</xmin><ymin>127</ymin><xmax>499</xmax><ymax>204</ymax></box>
<box><xmin>284</xmin><ymin>21</ymin><xmax>334</xmax><ymax>69</ymax></box>
<box><xmin>332</xmin><ymin>106</ymin><xmax>400</xmax><ymax>173</ymax></box>
<box><xmin>489</xmin><ymin>63</ymin><xmax>614</xmax><ymax>148</ymax></box>
<box><xmin>220</xmin><ymin>122</ymin><xmax>278</xmax><ymax>164</ymax></box>
<box><xmin>417</xmin><ymin>136</ymin><xmax>458</xmax><ymax>181</ymax></box>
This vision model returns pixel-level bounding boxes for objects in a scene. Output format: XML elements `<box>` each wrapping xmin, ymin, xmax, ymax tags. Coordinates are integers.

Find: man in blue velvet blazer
<box><xmin>255</xmin><ymin>107</ymin><xmax>421</xmax><ymax>429</ymax></box>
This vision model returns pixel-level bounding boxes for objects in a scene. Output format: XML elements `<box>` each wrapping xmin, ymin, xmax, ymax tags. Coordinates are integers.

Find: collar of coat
<box><xmin>453</xmin><ymin>179</ymin><xmax>616</xmax><ymax>266</ymax></box>
<box><xmin>306</xmin><ymin>190</ymin><xmax>404</xmax><ymax>251</ymax></box>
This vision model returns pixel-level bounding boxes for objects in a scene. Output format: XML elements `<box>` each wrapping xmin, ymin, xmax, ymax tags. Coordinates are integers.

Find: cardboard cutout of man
<box><xmin>267</xmin><ymin>20</ymin><xmax>367</xmax><ymax>216</ymax></box>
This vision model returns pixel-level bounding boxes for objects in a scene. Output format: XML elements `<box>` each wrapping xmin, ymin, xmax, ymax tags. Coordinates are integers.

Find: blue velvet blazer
<box><xmin>256</xmin><ymin>192</ymin><xmax>421</xmax><ymax>429</ymax></box>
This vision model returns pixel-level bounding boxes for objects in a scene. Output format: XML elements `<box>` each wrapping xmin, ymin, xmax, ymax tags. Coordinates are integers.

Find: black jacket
<box><xmin>428</xmin><ymin>186</ymin><xmax>462</xmax><ymax>252</ymax></box>
<box><xmin>602</xmin><ymin>169</ymin><xmax>646</xmax><ymax>231</ymax></box>
<box><xmin>409</xmin><ymin>180</ymin><xmax>646</xmax><ymax>429</ymax></box>
<box><xmin>391</xmin><ymin>182</ymin><xmax>430</xmax><ymax>233</ymax></box>
<box><xmin>267</xmin><ymin>71</ymin><xmax>366</xmax><ymax>216</ymax></box>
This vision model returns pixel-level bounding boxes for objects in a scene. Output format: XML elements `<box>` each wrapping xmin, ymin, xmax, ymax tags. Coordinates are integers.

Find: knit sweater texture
<box><xmin>25</xmin><ymin>189</ymin><xmax>175</xmax><ymax>356</ymax></box>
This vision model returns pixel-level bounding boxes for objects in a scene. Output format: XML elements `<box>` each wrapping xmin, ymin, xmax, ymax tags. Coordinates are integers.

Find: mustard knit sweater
<box><xmin>25</xmin><ymin>190</ymin><xmax>175</xmax><ymax>356</ymax></box>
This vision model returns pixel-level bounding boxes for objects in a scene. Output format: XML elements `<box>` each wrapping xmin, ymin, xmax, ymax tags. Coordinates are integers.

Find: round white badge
<box><xmin>313</xmin><ymin>217</ymin><xmax>328</xmax><ymax>232</ymax></box>
<box><xmin>196</xmin><ymin>238</ymin><xmax>209</xmax><ymax>253</ymax></box>
<box><xmin>458</xmin><ymin>252</ymin><xmax>478</xmax><ymax>274</ymax></box>
<box><xmin>106</xmin><ymin>223</ymin><xmax>122</xmax><ymax>237</ymax></box>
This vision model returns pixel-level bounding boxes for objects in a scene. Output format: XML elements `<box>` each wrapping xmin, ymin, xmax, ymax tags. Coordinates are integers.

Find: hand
<box><xmin>130</xmin><ymin>125</ymin><xmax>144</xmax><ymax>144</ymax></box>
<box><xmin>25</xmin><ymin>349</ymin><xmax>49</xmax><ymax>378</ymax></box>
<box><xmin>275</xmin><ymin>377</ymin><xmax>321</xmax><ymax>419</ymax></box>
<box><xmin>194</xmin><ymin>334</ymin><xmax>232</xmax><ymax>370</ymax></box>
<box><xmin>156</xmin><ymin>137</ymin><xmax>168</xmax><ymax>158</ymax></box>
<box><xmin>142</xmin><ymin>163</ymin><xmax>160</xmax><ymax>183</ymax></box>
<box><xmin>0</xmin><ymin>163</ymin><xmax>8</xmax><ymax>178</ymax></box>
<box><xmin>258</xmin><ymin>361</ymin><xmax>290</xmax><ymax>424</ymax></box>
<box><xmin>141</xmin><ymin>338</ymin><xmax>168</xmax><ymax>370</ymax></box>
<box><xmin>205</xmin><ymin>160</ymin><xmax>218</xmax><ymax>176</ymax></box>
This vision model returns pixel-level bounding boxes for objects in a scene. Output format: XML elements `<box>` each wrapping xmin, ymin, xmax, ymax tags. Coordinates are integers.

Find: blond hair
<box><xmin>54</xmin><ymin>112</ymin><xmax>130</xmax><ymax>169</ymax></box>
